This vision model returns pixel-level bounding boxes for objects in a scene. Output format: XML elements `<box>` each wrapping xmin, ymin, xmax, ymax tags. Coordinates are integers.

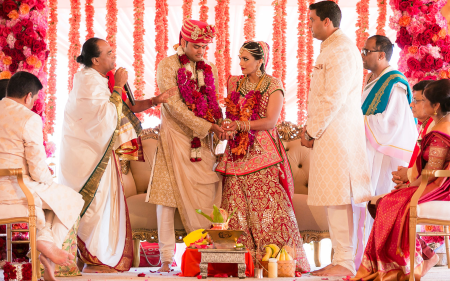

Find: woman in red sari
<box><xmin>353</xmin><ymin>79</ymin><xmax>450</xmax><ymax>280</ymax></box>
<box><xmin>216</xmin><ymin>41</ymin><xmax>310</xmax><ymax>272</ymax></box>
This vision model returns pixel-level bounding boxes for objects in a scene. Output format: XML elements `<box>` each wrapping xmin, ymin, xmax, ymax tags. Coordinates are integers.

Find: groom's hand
<box><xmin>210</xmin><ymin>124</ymin><xmax>225</xmax><ymax>139</ymax></box>
<box><xmin>300</xmin><ymin>126</ymin><xmax>314</xmax><ymax>148</ymax></box>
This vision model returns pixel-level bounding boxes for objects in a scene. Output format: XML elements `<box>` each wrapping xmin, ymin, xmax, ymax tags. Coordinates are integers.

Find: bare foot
<box><xmin>82</xmin><ymin>264</ymin><xmax>118</xmax><ymax>273</ymax></box>
<box><xmin>310</xmin><ymin>264</ymin><xmax>334</xmax><ymax>275</ymax></box>
<box><xmin>157</xmin><ymin>261</ymin><xmax>171</xmax><ymax>272</ymax></box>
<box><xmin>316</xmin><ymin>264</ymin><xmax>354</xmax><ymax>276</ymax></box>
<box><xmin>37</xmin><ymin>240</ymin><xmax>73</xmax><ymax>266</ymax></box>
<box><xmin>40</xmin><ymin>254</ymin><xmax>57</xmax><ymax>281</ymax></box>
<box><xmin>422</xmin><ymin>254</ymin><xmax>439</xmax><ymax>277</ymax></box>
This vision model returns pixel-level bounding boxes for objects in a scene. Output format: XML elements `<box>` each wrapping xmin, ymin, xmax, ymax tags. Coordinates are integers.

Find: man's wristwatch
<box><xmin>305</xmin><ymin>131</ymin><xmax>314</xmax><ymax>141</ymax></box>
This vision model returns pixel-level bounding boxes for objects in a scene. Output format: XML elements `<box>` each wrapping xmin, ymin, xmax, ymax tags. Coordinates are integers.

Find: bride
<box><xmin>216</xmin><ymin>41</ymin><xmax>310</xmax><ymax>272</ymax></box>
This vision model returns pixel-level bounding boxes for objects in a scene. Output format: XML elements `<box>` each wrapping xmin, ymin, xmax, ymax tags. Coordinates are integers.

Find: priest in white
<box><xmin>0</xmin><ymin>72</ymin><xmax>84</xmax><ymax>281</ymax></box>
<box><xmin>353</xmin><ymin>35</ymin><xmax>417</xmax><ymax>268</ymax></box>
<box><xmin>59</xmin><ymin>38</ymin><xmax>168</xmax><ymax>273</ymax></box>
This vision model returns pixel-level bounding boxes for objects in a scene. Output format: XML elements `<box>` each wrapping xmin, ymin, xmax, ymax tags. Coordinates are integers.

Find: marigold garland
<box><xmin>85</xmin><ymin>0</ymin><xmax>94</xmax><ymax>39</ymax></box>
<box><xmin>306</xmin><ymin>0</ymin><xmax>314</xmax><ymax>92</ymax></box>
<box><xmin>46</xmin><ymin>0</ymin><xmax>58</xmax><ymax>137</ymax></box>
<box><xmin>154</xmin><ymin>0</ymin><xmax>168</xmax><ymax>98</ymax></box>
<box><xmin>297</xmin><ymin>0</ymin><xmax>308</xmax><ymax>125</ymax></box>
<box><xmin>271</xmin><ymin>0</ymin><xmax>282</xmax><ymax>80</ymax></box>
<box><xmin>223</xmin><ymin>0</ymin><xmax>231</xmax><ymax>82</ymax></box>
<box><xmin>132</xmin><ymin>0</ymin><xmax>148</xmax><ymax>120</ymax></box>
<box><xmin>243</xmin><ymin>0</ymin><xmax>256</xmax><ymax>41</ymax></box>
<box><xmin>376</xmin><ymin>0</ymin><xmax>387</xmax><ymax>35</ymax></box>
<box><xmin>214</xmin><ymin>0</ymin><xmax>226</xmax><ymax>103</ymax></box>
<box><xmin>279</xmin><ymin>0</ymin><xmax>287</xmax><ymax>122</ymax></box>
<box><xmin>106</xmin><ymin>0</ymin><xmax>118</xmax><ymax>68</ymax></box>
<box><xmin>199</xmin><ymin>0</ymin><xmax>209</xmax><ymax>58</ymax></box>
<box><xmin>356</xmin><ymin>0</ymin><xmax>370</xmax><ymax>79</ymax></box>
<box><xmin>182</xmin><ymin>0</ymin><xmax>193</xmax><ymax>21</ymax></box>
<box><xmin>68</xmin><ymin>0</ymin><xmax>81</xmax><ymax>92</ymax></box>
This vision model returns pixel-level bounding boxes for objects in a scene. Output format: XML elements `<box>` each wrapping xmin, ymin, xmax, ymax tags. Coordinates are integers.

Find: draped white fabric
<box><xmin>50</xmin><ymin>0</ymin><xmax>400</xmax><ymax>151</ymax></box>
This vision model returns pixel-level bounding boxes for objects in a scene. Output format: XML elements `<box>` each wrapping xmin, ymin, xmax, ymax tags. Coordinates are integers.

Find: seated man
<box><xmin>0</xmin><ymin>72</ymin><xmax>84</xmax><ymax>281</ymax></box>
<box><xmin>368</xmin><ymin>79</ymin><xmax>439</xmax><ymax>276</ymax></box>
<box><xmin>0</xmin><ymin>79</ymin><xmax>8</xmax><ymax>100</ymax></box>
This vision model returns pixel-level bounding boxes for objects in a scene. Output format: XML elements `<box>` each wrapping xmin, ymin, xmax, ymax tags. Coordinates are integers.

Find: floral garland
<box><xmin>243</xmin><ymin>0</ymin><xmax>256</xmax><ymax>41</ymax></box>
<box><xmin>390</xmin><ymin>0</ymin><xmax>448</xmax><ymax>84</ymax></box>
<box><xmin>214</xmin><ymin>0</ymin><xmax>226</xmax><ymax>103</ymax></box>
<box><xmin>280</xmin><ymin>0</ymin><xmax>287</xmax><ymax>122</ymax></box>
<box><xmin>305</xmin><ymin>0</ymin><xmax>314</xmax><ymax>92</ymax></box>
<box><xmin>199</xmin><ymin>0</ymin><xmax>209</xmax><ymax>59</ymax></box>
<box><xmin>45</xmin><ymin>0</ymin><xmax>58</xmax><ymax>138</ymax></box>
<box><xmin>0</xmin><ymin>0</ymin><xmax>53</xmax><ymax>156</ymax></box>
<box><xmin>225</xmin><ymin>79</ymin><xmax>261</xmax><ymax>156</ymax></box>
<box><xmin>376</xmin><ymin>0</ymin><xmax>387</xmax><ymax>35</ymax></box>
<box><xmin>85</xmin><ymin>0</ymin><xmax>94</xmax><ymax>39</ymax></box>
<box><xmin>271</xmin><ymin>0</ymin><xmax>282</xmax><ymax>80</ymax></box>
<box><xmin>223</xmin><ymin>0</ymin><xmax>231</xmax><ymax>82</ymax></box>
<box><xmin>297</xmin><ymin>0</ymin><xmax>308</xmax><ymax>125</ymax></box>
<box><xmin>356</xmin><ymin>0</ymin><xmax>369</xmax><ymax>80</ymax></box>
<box><xmin>182</xmin><ymin>0</ymin><xmax>193</xmax><ymax>21</ymax></box>
<box><xmin>153</xmin><ymin>0</ymin><xmax>168</xmax><ymax>115</ymax></box>
<box><xmin>106</xmin><ymin>0</ymin><xmax>118</xmax><ymax>68</ymax></box>
<box><xmin>68</xmin><ymin>0</ymin><xmax>81</xmax><ymax>92</ymax></box>
<box><xmin>177</xmin><ymin>49</ymin><xmax>222</xmax><ymax>161</ymax></box>
<box><xmin>3</xmin><ymin>262</ymin><xmax>32</xmax><ymax>281</ymax></box>
<box><xmin>133</xmin><ymin>0</ymin><xmax>148</xmax><ymax>120</ymax></box>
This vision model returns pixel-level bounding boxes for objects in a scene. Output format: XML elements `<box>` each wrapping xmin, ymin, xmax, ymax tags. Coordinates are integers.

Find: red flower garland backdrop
<box><xmin>376</xmin><ymin>0</ymin><xmax>387</xmax><ymax>35</ymax></box>
<box><xmin>297</xmin><ymin>0</ymin><xmax>308</xmax><ymax>125</ymax></box>
<box><xmin>356</xmin><ymin>0</ymin><xmax>369</xmax><ymax>79</ymax></box>
<box><xmin>223</xmin><ymin>0</ymin><xmax>231</xmax><ymax>82</ymax></box>
<box><xmin>243</xmin><ymin>0</ymin><xmax>256</xmax><ymax>41</ymax></box>
<box><xmin>106</xmin><ymin>0</ymin><xmax>118</xmax><ymax>68</ymax></box>
<box><xmin>214</xmin><ymin>0</ymin><xmax>226</xmax><ymax>103</ymax></box>
<box><xmin>271</xmin><ymin>0</ymin><xmax>282</xmax><ymax>80</ymax></box>
<box><xmin>390</xmin><ymin>0</ymin><xmax>448</xmax><ymax>84</ymax></box>
<box><xmin>199</xmin><ymin>0</ymin><xmax>209</xmax><ymax>59</ymax></box>
<box><xmin>305</xmin><ymin>0</ymin><xmax>314</xmax><ymax>94</ymax></box>
<box><xmin>68</xmin><ymin>0</ymin><xmax>81</xmax><ymax>92</ymax></box>
<box><xmin>182</xmin><ymin>0</ymin><xmax>193</xmax><ymax>21</ymax></box>
<box><xmin>46</xmin><ymin>0</ymin><xmax>58</xmax><ymax>137</ymax></box>
<box><xmin>152</xmin><ymin>0</ymin><xmax>168</xmax><ymax>116</ymax></box>
<box><xmin>85</xmin><ymin>0</ymin><xmax>94</xmax><ymax>39</ymax></box>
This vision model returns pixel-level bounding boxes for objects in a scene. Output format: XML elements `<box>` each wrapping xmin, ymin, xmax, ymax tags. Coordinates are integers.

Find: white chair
<box><xmin>409</xmin><ymin>169</ymin><xmax>450</xmax><ymax>281</ymax></box>
<box><xmin>0</xmin><ymin>168</ymin><xmax>39</xmax><ymax>281</ymax></box>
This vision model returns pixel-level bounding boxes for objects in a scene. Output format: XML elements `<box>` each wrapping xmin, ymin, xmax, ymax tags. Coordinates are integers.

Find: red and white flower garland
<box><xmin>214</xmin><ymin>0</ymin><xmax>226</xmax><ymax>103</ymax></box>
<box><xmin>106</xmin><ymin>0</ymin><xmax>118</xmax><ymax>68</ymax></box>
<box><xmin>376</xmin><ymin>0</ymin><xmax>387</xmax><ymax>36</ymax></box>
<box><xmin>182</xmin><ymin>0</ymin><xmax>193</xmax><ymax>21</ymax></box>
<box><xmin>68</xmin><ymin>0</ymin><xmax>81</xmax><ymax>92</ymax></box>
<box><xmin>199</xmin><ymin>0</ymin><xmax>209</xmax><ymax>59</ymax></box>
<box><xmin>297</xmin><ymin>0</ymin><xmax>308</xmax><ymax>125</ymax></box>
<box><xmin>177</xmin><ymin>47</ymin><xmax>222</xmax><ymax>161</ymax></box>
<box><xmin>85</xmin><ymin>0</ymin><xmax>94</xmax><ymax>39</ymax></box>
<box><xmin>223</xmin><ymin>0</ymin><xmax>231</xmax><ymax>82</ymax></box>
<box><xmin>243</xmin><ymin>0</ymin><xmax>256</xmax><ymax>41</ymax></box>
<box><xmin>305</xmin><ymin>0</ymin><xmax>314</xmax><ymax>92</ymax></box>
<box><xmin>133</xmin><ymin>0</ymin><xmax>148</xmax><ymax>120</ymax></box>
<box><xmin>46</xmin><ymin>0</ymin><xmax>58</xmax><ymax>138</ymax></box>
<box><xmin>356</xmin><ymin>0</ymin><xmax>370</xmax><ymax>79</ymax></box>
<box><xmin>272</xmin><ymin>0</ymin><xmax>287</xmax><ymax>122</ymax></box>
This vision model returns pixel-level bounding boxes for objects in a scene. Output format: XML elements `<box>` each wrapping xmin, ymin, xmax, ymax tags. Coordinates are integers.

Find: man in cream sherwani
<box><xmin>300</xmin><ymin>1</ymin><xmax>371</xmax><ymax>277</ymax></box>
<box><xmin>353</xmin><ymin>35</ymin><xmax>417</xmax><ymax>268</ymax></box>
<box><xmin>0</xmin><ymin>72</ymin><xmax>84</xmax><ymax>281</ymax></box>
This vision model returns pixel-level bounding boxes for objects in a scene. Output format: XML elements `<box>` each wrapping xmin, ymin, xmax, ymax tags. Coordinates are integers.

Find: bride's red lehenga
<box><xmin>216</xmin><ymin>74</ymin><xmax>310</xmax><ymax>272</ymax></box>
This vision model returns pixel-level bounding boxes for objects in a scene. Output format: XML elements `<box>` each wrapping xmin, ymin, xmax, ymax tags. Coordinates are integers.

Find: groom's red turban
<box><xmin>179</xmin><ymin>19</ymin><xmax>215</xmax><ymax>44</ymax></box>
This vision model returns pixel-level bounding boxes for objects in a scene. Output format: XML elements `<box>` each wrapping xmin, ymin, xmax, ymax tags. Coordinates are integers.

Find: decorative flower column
<box><xmin>297</xmin><ymin>0</ymin><xmax>308</xmax><ymax>125</ymax></box>
<box><xmin>85</xmin><ymin>0</ymin><xmax>94</xmax><ymax>39</ymax></box>
<box><xmin>243</xmin><ymin>0</ymin><xmax>256</xmax><ymax>41</ymax></box>
<box><xmin>68</xmin><ymin>0</ymin><xmax>81</xmax><ymax>92</ymax></box>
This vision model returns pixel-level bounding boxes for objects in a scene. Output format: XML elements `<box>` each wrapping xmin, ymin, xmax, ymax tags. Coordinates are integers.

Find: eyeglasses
<box><xmin>361</xmin><ymin>48</ymin><xmax>383</xmax><ymax>56</ymax></box>
<box><xmin>412</xmin><ymin>98</ymin><xmax>425</xmax><ymax>104</ymax></box>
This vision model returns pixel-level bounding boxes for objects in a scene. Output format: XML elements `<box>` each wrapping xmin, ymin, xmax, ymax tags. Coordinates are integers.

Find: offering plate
<box><xmin>203</xmin><ymin>229</ymin><xmax>245</xmax><ymax>249</ymax></box>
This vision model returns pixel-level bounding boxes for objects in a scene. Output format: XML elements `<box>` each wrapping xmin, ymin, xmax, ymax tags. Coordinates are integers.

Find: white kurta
<box><xmin>0</xmin><ymin>98</ymin><xmax>83</xmax><ymax>239</ymax></box>
<box><xmin>352</xmin><ymin>67</ymin><xmax>417</xmax><ymax>268</ymax></box>
<box><xmin>58</xmin><ymin>67</ymin><xmax>136</xmax><ymax>267</ymax></box>
<box><xmin>306</xmin><ymin>29</ymin><xmax>371</xmax><ymax>206</ymax></box>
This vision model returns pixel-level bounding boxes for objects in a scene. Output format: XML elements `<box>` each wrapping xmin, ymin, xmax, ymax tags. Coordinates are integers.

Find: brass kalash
<box><xmin>196</xmin><ymin>206</ymin><xmax>247</xmax><ymax>279</ymax></box>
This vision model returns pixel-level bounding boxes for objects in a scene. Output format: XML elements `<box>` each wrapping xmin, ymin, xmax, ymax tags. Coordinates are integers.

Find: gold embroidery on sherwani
<box><xmin>147</xmin><ymin>54</ymin><xmax>221</xmax><ymax>233</ymax></box>
<box><xmin>79</xmin><ymin>91</ymin><xmax>142</xmax><ymax>217</ymax></box>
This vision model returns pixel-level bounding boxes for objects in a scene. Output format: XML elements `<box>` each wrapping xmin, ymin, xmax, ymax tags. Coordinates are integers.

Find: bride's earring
<box><xmin>256</xmin><ymin>63</ymin><xmax>262</xmax><ymax>78</ymax></box>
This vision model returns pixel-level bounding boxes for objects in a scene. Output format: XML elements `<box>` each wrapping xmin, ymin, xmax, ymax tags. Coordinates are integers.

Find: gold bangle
<box><xmin>114</xmin><ymin>86</ymin><xmax>123</xmax><ymax>91</ymax></box>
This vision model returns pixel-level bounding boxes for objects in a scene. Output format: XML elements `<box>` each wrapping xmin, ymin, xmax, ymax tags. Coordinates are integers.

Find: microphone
<box><xmin>123</xmin><ymin>82</ymin><xmax>136</xmax><ymax>106</ymax></box>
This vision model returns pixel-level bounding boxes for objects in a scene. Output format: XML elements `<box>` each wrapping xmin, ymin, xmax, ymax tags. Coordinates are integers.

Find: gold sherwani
<box><xmin>146</xmin><ymin>54</ymin><xmax>222</xmax><ymax>233</ymax></box>
<box><xmin>0</xmin><ymin>98</ymin><xmax>84</xmax><ymax>231</ymax></box>
<box><xmin>306</xmin><ymin>29</ymin><xmax>371</xmax><ymax>206</ymax></box>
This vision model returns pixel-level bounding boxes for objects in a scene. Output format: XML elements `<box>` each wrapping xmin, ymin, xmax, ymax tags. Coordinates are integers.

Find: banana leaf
<box><xmin>226</xmin><ymin>207</ymin><xmax>238</xmax><ymax>223</ymax></box>
<box><xmin>213</xmin><ymin>205</ymin><xmax>224</xmax><ymax>223</ymax></box>
<box><xmin>195</xmin><ymin>209</ymin><xmax>213</xmax><ymax>222</ymax></box>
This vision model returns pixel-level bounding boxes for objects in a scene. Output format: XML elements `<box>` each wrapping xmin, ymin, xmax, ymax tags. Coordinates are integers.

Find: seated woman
<box><xmin>216</xmin><ymin>41</ymin><xmax>310</xmax><ymax>272</ymax></box>
<box><xmin>353</xmin><ymin>79</ymin><xmax>450</xmax><ymax>280</ymax></box>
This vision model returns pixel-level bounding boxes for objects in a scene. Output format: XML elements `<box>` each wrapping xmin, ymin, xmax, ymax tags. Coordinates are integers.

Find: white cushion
<box><xmin>0</xmin><ymin>203</ymin><xmax>45</xmax><ymax>228</ymax></box>
<box><xmin>417</xmin><ymin>201</ymin><xmax>450</xmax><ymax>221</ymax></box>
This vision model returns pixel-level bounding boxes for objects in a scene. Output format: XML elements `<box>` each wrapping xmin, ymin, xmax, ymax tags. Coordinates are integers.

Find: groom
<box><xmin>300</xmin><ymin>1</ymin><xmax>371</xmax><ymax>276</ymax></box>
<box><xmin>146</xmin><ymin>19</ymin><xmax>224</xmax><ymax>272</ymax></box>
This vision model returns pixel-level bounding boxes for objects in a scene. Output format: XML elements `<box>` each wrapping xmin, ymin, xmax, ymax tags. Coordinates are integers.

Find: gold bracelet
<box><xmin>247</xmin><ymin>120</ymin><xmax>251</xmax><ymax>131</ymax></box>
<box><xmin>236</xmin><ymin>121</ymin><xmax>241</xmax><ymax>131</ymax></box>
<box><xmin>113</xmin><ymin>86</ymin><xmax>123</xmax><ymax>91</ymax></box>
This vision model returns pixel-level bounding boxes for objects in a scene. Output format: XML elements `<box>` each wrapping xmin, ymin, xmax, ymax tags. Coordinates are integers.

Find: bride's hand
<box><xmin>222</xmin><ymin>121</ymin><xmax>238</xmax><ymax>131</ymax></box>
